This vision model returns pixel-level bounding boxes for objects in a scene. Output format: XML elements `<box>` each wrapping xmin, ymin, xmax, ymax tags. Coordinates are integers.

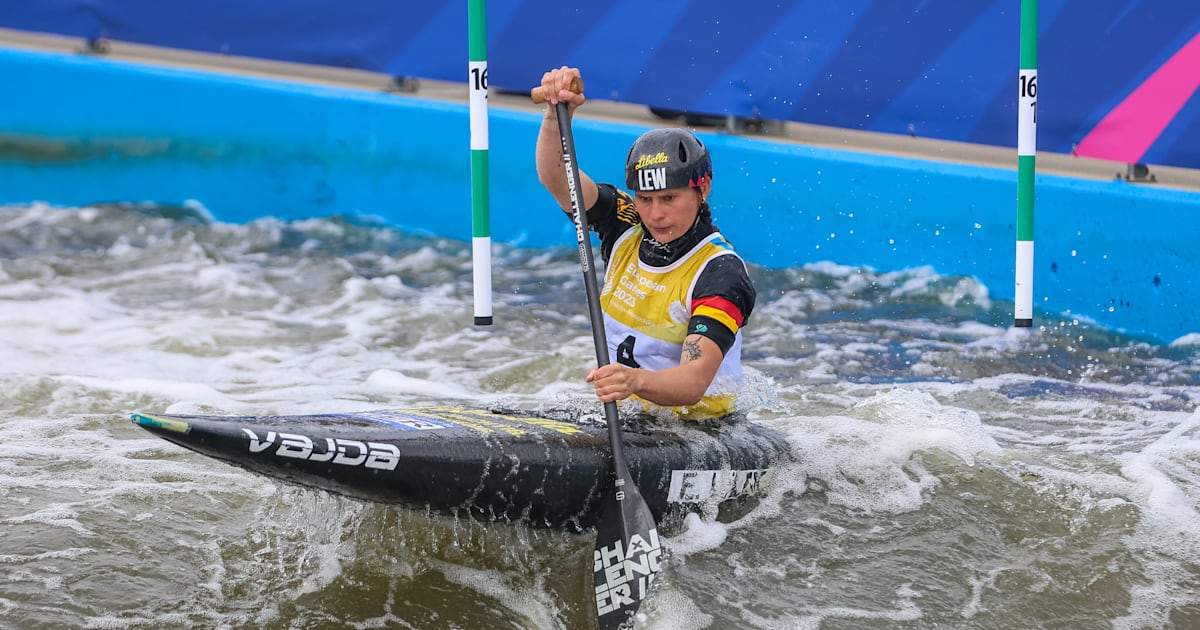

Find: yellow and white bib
<box><xmin>600</xmin><ymin>225</ymin><xmax>745</xmax><ymax>419</ymax></box>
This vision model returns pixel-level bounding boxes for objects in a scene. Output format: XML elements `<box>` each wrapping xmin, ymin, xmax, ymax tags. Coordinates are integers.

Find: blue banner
<box><xmin>3</xmin><ymin>0</ymin><xmax>1199</xmax><ymax>169</ymax></box>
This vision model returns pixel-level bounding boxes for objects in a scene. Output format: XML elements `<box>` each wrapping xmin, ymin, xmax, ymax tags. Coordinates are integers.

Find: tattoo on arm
<box><xmin>682</xmin><ymin>339</ymin><xmax>702</xmax><ymax>362</ymax></box>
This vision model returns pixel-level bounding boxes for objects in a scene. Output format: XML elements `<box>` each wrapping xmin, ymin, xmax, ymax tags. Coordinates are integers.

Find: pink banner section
<box><xmin>1075</xmin><ymin>32</ymin><xmax>1200</xmax><ymax>164</ymax></box>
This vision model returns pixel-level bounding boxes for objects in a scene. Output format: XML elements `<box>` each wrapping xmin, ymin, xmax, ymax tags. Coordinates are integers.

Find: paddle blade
<box><xmin>593</xmin><ymin>473</ymin><xmax>664</xmax><ymax>629</ymax></box>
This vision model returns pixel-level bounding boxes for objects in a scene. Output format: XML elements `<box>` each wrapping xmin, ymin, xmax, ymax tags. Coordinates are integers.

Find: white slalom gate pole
<box><xmin>469</xmin><ymin>0</ymin><xmax>493</xmax><ymax>325</ymax></box>
<box><xmin>1014</xmin><ymin>0</ymin><xmax>1037</xmax><ymax>328</ymax></box>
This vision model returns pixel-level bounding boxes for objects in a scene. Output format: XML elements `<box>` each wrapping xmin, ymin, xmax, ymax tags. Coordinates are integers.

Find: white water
<box><xmin>2</xmin><ymin>203</ymin><xmax>1198</xmax><ymax>628</ymax></box>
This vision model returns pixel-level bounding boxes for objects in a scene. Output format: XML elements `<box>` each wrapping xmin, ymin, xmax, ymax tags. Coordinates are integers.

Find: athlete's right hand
<box><xmin>540</xmin><ymin>66</ymin><xmax>586</xmax><ymax>116</ymax></box>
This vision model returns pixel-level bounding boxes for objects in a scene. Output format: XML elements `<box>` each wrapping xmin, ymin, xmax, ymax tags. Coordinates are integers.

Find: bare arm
<box><xmin>535</xmin><ymin>66</ymin><xmax>599</xmax><ymax>214</ymax></box>
<box><xmin>587</xmin><ymin>334</ymin><xmax>724</xmax><ymax>407</ymax></box>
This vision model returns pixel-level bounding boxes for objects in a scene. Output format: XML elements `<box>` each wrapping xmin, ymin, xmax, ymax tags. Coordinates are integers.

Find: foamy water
<box><xmin>1</xmin><ymin>203</ymin><xmax>1198</xmax><ymax>629</ymax></box>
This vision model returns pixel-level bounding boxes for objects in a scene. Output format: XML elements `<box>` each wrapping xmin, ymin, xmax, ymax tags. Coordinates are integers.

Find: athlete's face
<box><xmin>635</xmin><ymin>182</ymin><xmax>710</xmax><ymax>243</ymax></box>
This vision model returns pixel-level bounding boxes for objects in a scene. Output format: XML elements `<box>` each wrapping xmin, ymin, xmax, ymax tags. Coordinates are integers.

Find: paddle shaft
<box><xmin>550</xmin><ymin>102</ymin><xmax>629</xmax><ymax>469</ymax></box>
<box><xmin>548</xmin><ymin>93</ymin><xmax>661</xmax><ymax>630</ymax></box>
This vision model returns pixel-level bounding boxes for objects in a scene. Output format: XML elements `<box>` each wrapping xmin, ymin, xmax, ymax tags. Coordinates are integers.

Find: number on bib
<box><xmin>616</xmin><ymin>336</ymin><xmax>641</xmax><ymax>368</ymax></box>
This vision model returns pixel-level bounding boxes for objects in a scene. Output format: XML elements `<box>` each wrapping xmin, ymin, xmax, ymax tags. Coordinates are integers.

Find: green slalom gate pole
<box><xmin>469</xmin><ymin>0</ymin><xmax>493</xmax><ymax>325</ymax></box>
<box><xmin>1014</xmin><ymin>0</ymin><xmax>1037</xmax><ymax>328</ymax></box>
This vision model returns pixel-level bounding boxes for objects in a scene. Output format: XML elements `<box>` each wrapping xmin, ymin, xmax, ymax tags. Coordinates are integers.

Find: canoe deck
<box><xmin>132</xmin><ymin>405</ymin><xmax>794</xmax><ymax>531</ymax></box>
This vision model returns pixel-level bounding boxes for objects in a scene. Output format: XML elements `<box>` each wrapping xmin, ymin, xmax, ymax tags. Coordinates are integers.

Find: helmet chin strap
<box><xmin>644</xmin><ymin>234</ymin><xmax>671</xmax><ymax>250</ymax></box>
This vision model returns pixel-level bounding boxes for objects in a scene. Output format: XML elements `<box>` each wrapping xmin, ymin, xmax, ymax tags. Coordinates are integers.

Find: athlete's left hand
<box><xmin>587</xmin><ymin>364</ymin><xmax>642</xmax><ymax>403</ymax></box>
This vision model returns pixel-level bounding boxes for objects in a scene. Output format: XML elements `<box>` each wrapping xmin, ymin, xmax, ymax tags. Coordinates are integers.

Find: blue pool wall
<box><xmin>3</xmin><ymin>46</ymin><xmax>1198</xmax><ymax>343</ymax></box>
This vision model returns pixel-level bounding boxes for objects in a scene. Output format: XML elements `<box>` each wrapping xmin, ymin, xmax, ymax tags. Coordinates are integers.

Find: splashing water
<box><xmin>1</xmin><ymin>203</ymin><xmax>1198</xmax><ymax>629</ymax></box>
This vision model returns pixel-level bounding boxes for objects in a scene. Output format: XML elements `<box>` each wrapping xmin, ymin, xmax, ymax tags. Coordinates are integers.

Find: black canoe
<box><xmin>131</xmin><ymin>405</ymin><xmax>794</xmax><ymax>532</ymax></box>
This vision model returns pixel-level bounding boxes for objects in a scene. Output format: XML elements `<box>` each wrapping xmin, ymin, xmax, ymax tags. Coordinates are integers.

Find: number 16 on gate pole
<box><xmin>469</xmin><ymin>0</ymin><xmax>492</xmax><ymax>325</ymax></box>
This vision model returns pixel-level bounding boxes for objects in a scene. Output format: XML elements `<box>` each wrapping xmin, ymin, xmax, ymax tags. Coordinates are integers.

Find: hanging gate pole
<box><xmin>1014</xmin><ymin>0</ymin><xmax>1037</xmax><ymax>328</ymax></box>
<box><xmin>468</xmin><ymin>0</ymin><xmax>493</xmax><ymax>325</ymax></box>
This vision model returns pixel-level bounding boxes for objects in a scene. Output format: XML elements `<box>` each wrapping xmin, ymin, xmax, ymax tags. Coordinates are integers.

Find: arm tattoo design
<box><xmin>682</xmin><ymin>339</ymin><xmax>702</xmax><ymax>362</ymax></box>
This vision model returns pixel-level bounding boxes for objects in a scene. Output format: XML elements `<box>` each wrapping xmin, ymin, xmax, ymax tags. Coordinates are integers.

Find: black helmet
<box><xmin>625</xmin><ymin>128</ymin><xmax>713</xmax><ymax>192</ymax></box>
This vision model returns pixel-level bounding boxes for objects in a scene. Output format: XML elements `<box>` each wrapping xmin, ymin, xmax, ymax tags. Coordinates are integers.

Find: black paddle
<box><xmin>533</xmin><ymin>83</ymin><xmax>663</xmax><ymax>629</ymax></box>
